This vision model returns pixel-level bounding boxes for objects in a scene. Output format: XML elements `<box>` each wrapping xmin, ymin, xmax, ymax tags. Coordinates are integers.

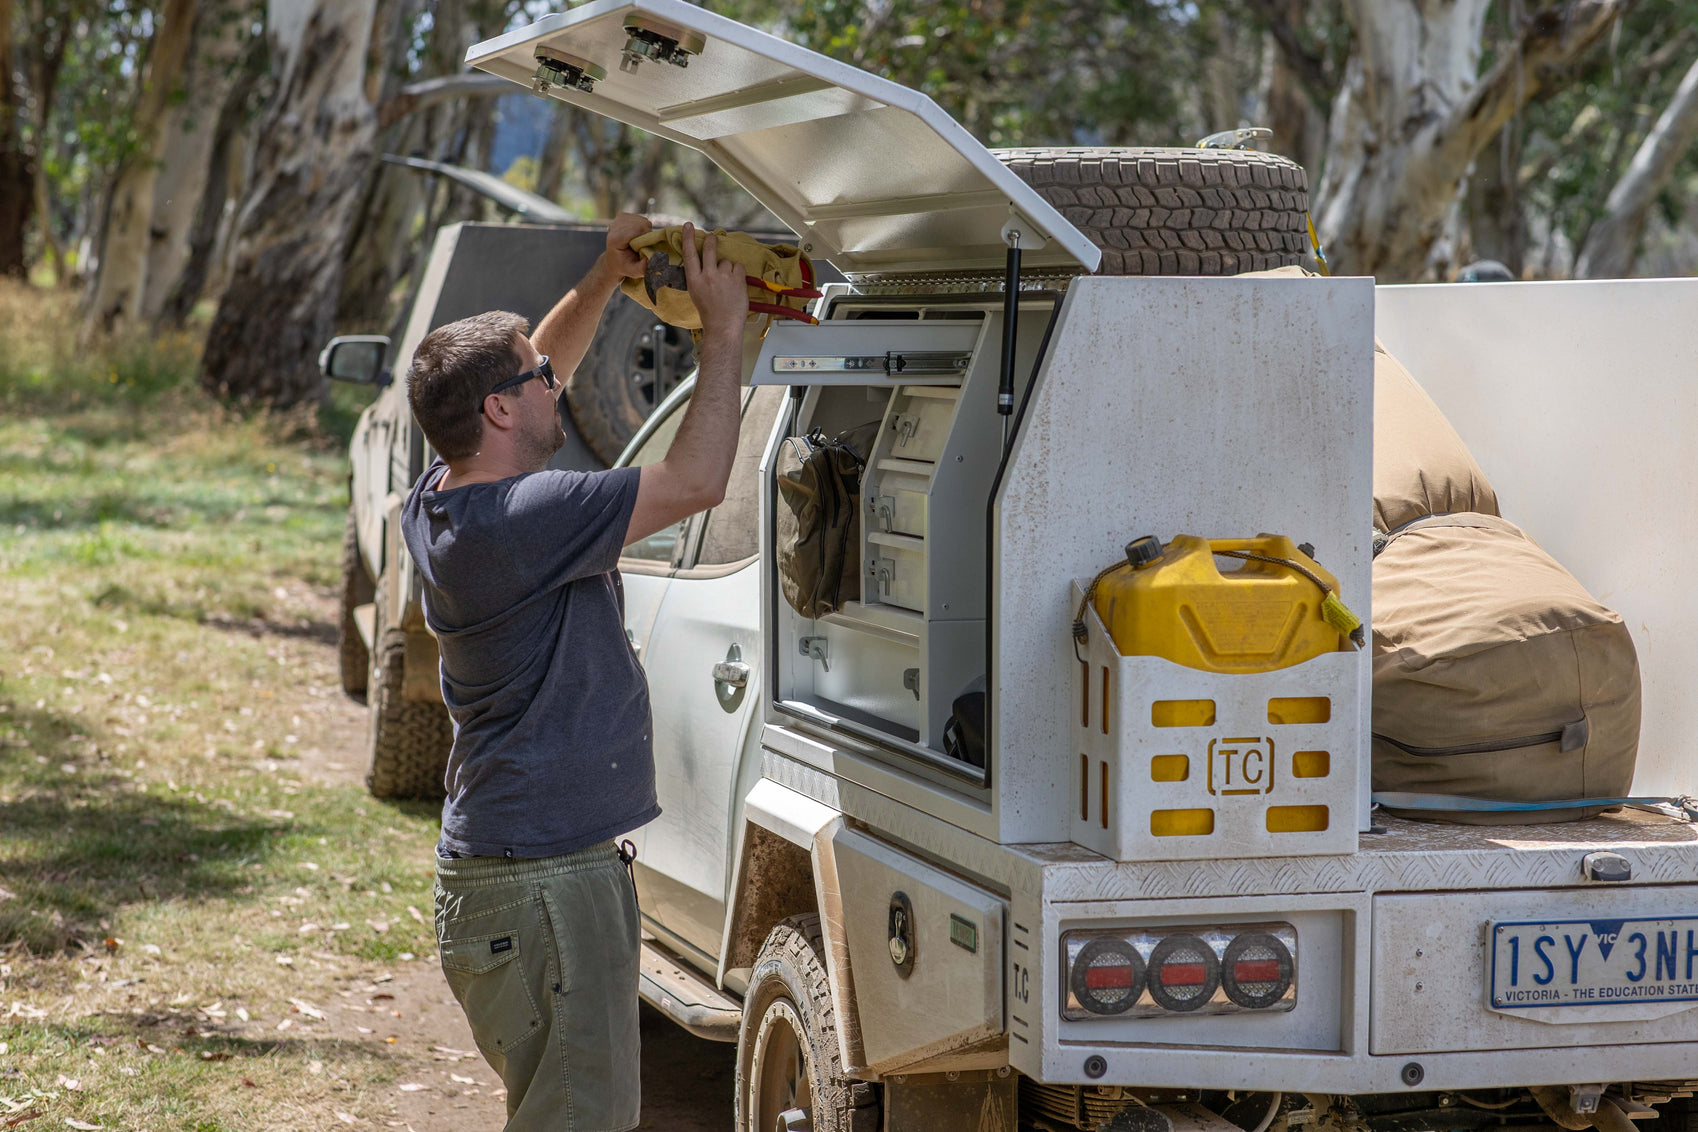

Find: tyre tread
<box><xmin>736</xmin><ymin>914</ymin><xmax>878</xmax><ymax>1132</ymax></box>
<box><xmin>993</xmin><ymin>146</ymin><xmax>1310</xmax><ymax>276</ymax></box>
<box><xmin>338</xmin><ymin>509</ymin><xmax>373</xmax><ymax>702</ymax></box>
<box><xmin>364</xmin><ymin>575</ymin><xmax>451</xmax><ymax>801</ymax></box>
<box><xmin>566</xmin><ymin>300</ymin><xmax>696</xmax><ymax>466</ymax></box>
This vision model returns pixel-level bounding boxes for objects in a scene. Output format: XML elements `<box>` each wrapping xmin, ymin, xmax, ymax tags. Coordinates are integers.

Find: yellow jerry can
<box><xmin>1090</xmin><ymin>534</ymin><xmax>1354</xmax><ymax>676</ymax></box>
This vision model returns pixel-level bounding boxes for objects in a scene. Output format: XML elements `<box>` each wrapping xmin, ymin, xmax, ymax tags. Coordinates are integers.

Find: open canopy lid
<box><xmin>466</xmin><ymin>0</ymin><xmax>1100</xmax><ymax>278</ymax></box>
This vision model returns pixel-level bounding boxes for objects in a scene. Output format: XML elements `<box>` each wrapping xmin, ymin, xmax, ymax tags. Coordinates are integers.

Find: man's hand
<box><xmin>622</xmin><ymin>223</ymin><xmax>749</xmax><ymax>547</ymax></box>
<box><xmin>604</xmin><ymin>212</ymin><xmax>652</xmax><ymax>280</ymax></box>
<box><xmin>680</xmin><ymin>222</ymin><xmax>749</xmax><ymax>338</ymax></box>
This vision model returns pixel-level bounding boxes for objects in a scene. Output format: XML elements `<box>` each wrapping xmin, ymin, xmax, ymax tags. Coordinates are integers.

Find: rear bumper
<box><xmin>1006</xmin><ymin>815</ymin><xmax>1698</xmax><ymax>1092</ymax></box>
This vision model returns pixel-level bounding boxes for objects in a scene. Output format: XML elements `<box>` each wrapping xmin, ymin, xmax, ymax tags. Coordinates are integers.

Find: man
<box><xmin>399</xmin><ymin>215</ymin><xmax>749</xmax><ymax>1131</ymax></box>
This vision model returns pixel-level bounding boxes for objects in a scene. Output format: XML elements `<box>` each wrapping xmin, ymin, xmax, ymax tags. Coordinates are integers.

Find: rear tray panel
<box><xmin>1372</xmin><ymin>886</ymin><xmax>1698</xmax><ymax>1054</ymax></box>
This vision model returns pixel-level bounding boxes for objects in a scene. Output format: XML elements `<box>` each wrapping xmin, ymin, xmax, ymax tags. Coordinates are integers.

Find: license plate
<box><xmin>1489</xmin><ymin>916</ymin><xmax>1698</xmax><ymax>1009</ymax></box>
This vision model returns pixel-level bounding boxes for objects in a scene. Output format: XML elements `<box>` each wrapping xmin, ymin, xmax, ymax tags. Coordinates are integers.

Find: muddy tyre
<box><xmin>364</xmin><ymin>573</ymin><xmax>451</xmax><ymax>801</ymax></box>
<box><xmin>338</xmin><ymin>509</ymin><xmax>374</xmax><ymax>702</ymax></box>
<box><xmin>993</xmin><ymin>146</ymin><xmax>1309</xmax><ymax>276</ymax></box>
<box><xmin>736</xmin><ymin>915</ymin><xmax>879</xmax><ymax>1132</ymax></box>
<box><xmin>566</xmin><ymin>299</ymin><xmax>697</xmax><ymax>465</ymax></box>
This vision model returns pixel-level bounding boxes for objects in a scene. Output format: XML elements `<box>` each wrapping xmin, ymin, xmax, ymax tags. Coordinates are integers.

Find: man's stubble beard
<box><xmin>517</xmin><ymin>401</ymin><xmax>567</xmax><ymax>470</ymax></box>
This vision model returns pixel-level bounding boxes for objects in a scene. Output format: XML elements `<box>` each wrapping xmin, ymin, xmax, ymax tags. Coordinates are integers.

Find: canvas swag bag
<box><xmin>1370</xmin><ymin>513</ymin><xmax>1641</xmax><ymax>824</ymax></box>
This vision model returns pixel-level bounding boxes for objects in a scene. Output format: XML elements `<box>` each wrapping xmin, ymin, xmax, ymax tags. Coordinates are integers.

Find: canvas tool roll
<box><xmin>1370</xmin><ymin>513</ymin><xmax>1641</xmax><ymax>824</ymax></box>
<box><xmin>620</xmin><ymin>226</ymin><xmax>821</xmax><ymax>335</ymax></box>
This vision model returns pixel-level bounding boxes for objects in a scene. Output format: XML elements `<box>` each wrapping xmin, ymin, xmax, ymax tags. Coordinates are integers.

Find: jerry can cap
<box><xmin>1125</xmin><ymin>535</ymin><xmax>1164</xmax><ymax>569</ymax></box>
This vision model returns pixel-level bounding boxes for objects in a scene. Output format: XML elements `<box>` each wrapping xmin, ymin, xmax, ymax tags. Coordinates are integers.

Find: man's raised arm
<box><xmin>624</xmin><ymin>224</ymin><xmax>750</xmax><ymax>546</ymax></box>
<box><xmin>530</xmin><ymin>212</ymin><xmax>652</xmax><ymax>383</ymax></box>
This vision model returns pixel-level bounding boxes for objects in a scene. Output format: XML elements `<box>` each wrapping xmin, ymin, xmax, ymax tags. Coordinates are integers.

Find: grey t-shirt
<box><xmin>401</xmin><ymin>459</ymin><xmax>657</xmax><ymax>858</ymax></box>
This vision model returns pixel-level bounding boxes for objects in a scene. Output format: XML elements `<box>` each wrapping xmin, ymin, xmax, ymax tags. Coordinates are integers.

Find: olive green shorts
<box><xmin>434</xmin><ymin>841</ymin><xmax>641</xmax><ymax>1132</ymax></box>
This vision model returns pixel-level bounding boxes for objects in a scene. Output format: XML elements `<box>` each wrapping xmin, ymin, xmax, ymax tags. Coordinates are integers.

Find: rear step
<box><xmin>638</xmin><ymin>940</ymin><xmax>741</xmax><ymax>1042</ymax></box>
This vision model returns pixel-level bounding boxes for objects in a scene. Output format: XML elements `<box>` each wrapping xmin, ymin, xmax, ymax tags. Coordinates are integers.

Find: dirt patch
<box><xmin>291</xmin><ymin>596</ymin><xmax>735</xmax><ymax>1132</ymax></box>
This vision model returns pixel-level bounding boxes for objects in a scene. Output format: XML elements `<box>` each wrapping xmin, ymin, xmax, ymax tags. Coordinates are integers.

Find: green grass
<box><xmin>0</xmin><ymin>281</ymin><xmax>444</xmax><ymax>1130</ymax></box>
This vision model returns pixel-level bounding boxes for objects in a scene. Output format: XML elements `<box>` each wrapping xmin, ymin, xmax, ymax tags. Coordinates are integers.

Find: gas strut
<box><xmin>998</xmin><ymin>242</ymin><xmax>1022</xmax><ymax>448</ymax></box>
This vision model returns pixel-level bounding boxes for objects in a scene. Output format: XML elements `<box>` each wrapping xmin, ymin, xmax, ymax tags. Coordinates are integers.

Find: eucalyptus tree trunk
<box><xmin>140</xmin><ymin>0</ymin><xmax>254</xmax><ymax>323</ymax></box>
<box><xmin>199</xmin><ymin>0</ymin><xmax>378</xmax><ymax>406</ymax></box>
<box><xmin>84</xmin><ymin>0</ymin><xmax>198</xmax><ymax>334</ymax></box>
<box><xmin>0</xmin><ymin>0</ymin><xmax>33</xmax><ymax>278</ymax></box>
<box><xmin>1313</xmin><ymin>0</ymin><xmax>1623</xmax><ymax>280</ymax></box>
<box><xmin>1575</xmin><ymin>54</ymin><xmax>1698</xmax><ymax>279</ymax></box>
<box><xmin>157</xmin><ymin>23</ymin><xmax>264</xmax><ymax>328</ymax></box>
<box><xmin>535</xmin><ymin>102</ymin><xmax>575</xmax><ymax>204</ymax></box>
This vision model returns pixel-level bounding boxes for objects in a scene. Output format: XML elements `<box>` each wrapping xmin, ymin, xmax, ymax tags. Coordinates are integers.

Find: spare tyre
<box><xmin>566</xmin><ymin>298</ymin><xmax>697</xmax><ymax>465</ymax></box>
<box><xmin>993</xmin><ymin>147</ymin><xmax>1309</xmax><ymax>276</ymax></box>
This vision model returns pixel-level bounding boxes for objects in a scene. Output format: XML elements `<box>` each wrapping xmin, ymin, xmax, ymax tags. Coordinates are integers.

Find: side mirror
<box><xmin>319</xmin><ymin>335</ymin><xmax>391</xmax><ymax>385</ymax></box>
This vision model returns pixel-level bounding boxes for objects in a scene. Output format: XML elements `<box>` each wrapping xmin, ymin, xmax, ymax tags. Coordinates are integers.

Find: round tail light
<box><xmin>1069</xmin><ymin>937</ymin><xmax>1145</xmax><ymax>1015</ymax></box>
<box><xmin>1146</xmin><ymin>934</ymin><xmax>1219</xmax><ymax>1012</ymax></box>
<box><xmin>1221</xmin><ymin>931</ymin><xmax>1295</xmax><ymax>1009</ymax></box>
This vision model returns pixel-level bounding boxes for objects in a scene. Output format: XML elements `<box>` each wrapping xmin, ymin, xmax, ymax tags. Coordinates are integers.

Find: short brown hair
<box><xmin>406</xmin><ymin>311</ymin><xmax>531</xmax><ymax>461</ymax></box>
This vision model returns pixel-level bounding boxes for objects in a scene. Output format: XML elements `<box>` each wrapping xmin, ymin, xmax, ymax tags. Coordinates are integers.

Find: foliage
<box><xmin>20</xmin><ymin>3</ymin><xmax>154</xmax><ymax>259</ymax></box>
<box><xmin>1504</xmin><ymin>0</ymin><xmax>1698</xmax><ymax>261</ymax></box>
<box><xmin>721</xmin><ymin>0</ymin><xmax>1214</xmax><ymax>147</ymax></box>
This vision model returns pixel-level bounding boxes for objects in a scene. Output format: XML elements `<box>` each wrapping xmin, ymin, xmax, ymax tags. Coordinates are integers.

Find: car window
<box><xmin>695</xmin><ymin>384</ymin><xmax>787</xmax><ymax>567</ymax></box>
<box><xmin>620</xmin><ymin>392</ymin><xmax>690</xmax><ymax>564</ymax></box>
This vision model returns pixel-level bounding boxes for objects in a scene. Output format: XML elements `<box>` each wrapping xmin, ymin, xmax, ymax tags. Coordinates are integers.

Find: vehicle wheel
<box><xmin>566</xmin><ymin>299</ymin><xmax>697</xmax><ymax>465</ymax></box>
<box><xmin>735</xmin><ymin>915</ymin><xmax>879</xmax><ymax>1132</ymax></box>
<box><xmin>993</xmin><ymin>146</ymin><xmax>1310</xmax><ymax>276</ymax></box>
<box><xmin>364</xmin><ymin>572</ymin><xmax>451</xmax><ymax>801</ymax></box>
<box><xmin>338</xmin><ymin>509</ymin><xmax>375</xmax><ymax>703</ymax></box>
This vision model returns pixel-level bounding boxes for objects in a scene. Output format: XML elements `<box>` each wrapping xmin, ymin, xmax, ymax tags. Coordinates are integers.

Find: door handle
<box><xmin>712</xmin><ymin>660</ymin><xmax>750</xmax><ymax>688</ymax></box>
<box><xmin>626</xmin><ymin>627</ymin><xmax>641</xmax><ymax>656</ymax></box>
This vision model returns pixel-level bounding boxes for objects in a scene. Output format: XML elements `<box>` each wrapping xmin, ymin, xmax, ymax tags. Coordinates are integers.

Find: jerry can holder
<box><xmin>1069</xmin><ymin>582</ymin><xmax>1361</xmax><ymax>862</ymax></box>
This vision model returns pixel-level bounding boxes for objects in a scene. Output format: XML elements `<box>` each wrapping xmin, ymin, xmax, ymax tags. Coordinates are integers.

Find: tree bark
<box><xmin>140</xmin><ymin>0</ymin><xmax>253</xmax><ymax>323</ymax></box>
<box><xmin>1465</xmin><ymin>124</ymin><xmax>1525</xmax><ymax>275</ymax></box>
<box><xmin>1313</xmin><ymin>0</ymin><xmax>1623</xmax><ymax>280</ymax></box>
<box><xmin>198</xmin><ymin>0</ymin><xmax>378</xmax><ymax>406</ymax></box>
<box><xmin>1575</xmin><ymin>53</ymin><xmax>1698</xmax><ymax>279</ymax></box>
<box><xmin>1252</xmin><ymin>0</ymin><xmax>1332</xmax><ymax>178</ymax></box>
<box><xmin>534</xmin><ymin>100</ymin><xmax>574</xmax><ymax>204</ymax></box>
<box><xmin>157</xmin><ymin>20</ymin><xmax>264</xmax><ymax>327</ymax></box>
<box><xmin>376</xmin><ymin>72</ymin><xmax>509</xmax><ymax>128</ymax></box>
<box><xmin>24</xmin><ymin>0</ymin><xmax>71</xmax><ymax>284</ymax></box>
<box><xmin>0</xmin><ymin>0</ymin><xmax>33</xmax><ymax>278</ymax></box>
<box><xmin>84</xmin><ymin>0</ymin><xmax>199</xmax><ymax>334</ymax></box>
<box><xmin>336</xmin><ymin>0</ymin><xmax>440</xmax><ymax>332</ymax></box>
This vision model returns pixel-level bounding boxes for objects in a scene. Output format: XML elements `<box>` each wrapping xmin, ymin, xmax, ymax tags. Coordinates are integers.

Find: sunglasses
<box><xmin>486</xmin><ymin>356</ymin><xmax>557</xmax><ymax>399</ymax></box>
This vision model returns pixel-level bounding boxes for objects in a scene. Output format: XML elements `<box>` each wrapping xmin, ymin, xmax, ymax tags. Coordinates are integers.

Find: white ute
<box><xmin>466</xmin><ymin>4</ymin><xmax>1698</xmax><ymax>1131</ymax></box>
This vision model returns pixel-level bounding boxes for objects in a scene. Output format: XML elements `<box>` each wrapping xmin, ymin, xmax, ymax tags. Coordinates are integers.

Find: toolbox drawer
<box><xmin>885</xmin><ymin>386</ymin><xmax>958</xmax><ymax>464</ymax></box>
<box><xmin>866</xmin><ymin>532</ymin><xmax>927</xmax><ymax>613</ymax></box>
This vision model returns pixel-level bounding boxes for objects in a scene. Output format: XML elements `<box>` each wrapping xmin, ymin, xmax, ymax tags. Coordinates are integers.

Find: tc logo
<box><xmin>1208</xmin><ymin>736</ymin><xmax>1275</xmax><ymax>796</ymax></box>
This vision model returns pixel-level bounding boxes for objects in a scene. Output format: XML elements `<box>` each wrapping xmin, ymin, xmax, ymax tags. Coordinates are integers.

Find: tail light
<box><xmin>1068</xmin><ymin>937</ymin><xmax>1145</xmax><ymax>1015</ymax></box>
<box><xmin>1061</xmin><ymin>922</ymin><xmax>1297</xmax><ymax>1020</ymax></box>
